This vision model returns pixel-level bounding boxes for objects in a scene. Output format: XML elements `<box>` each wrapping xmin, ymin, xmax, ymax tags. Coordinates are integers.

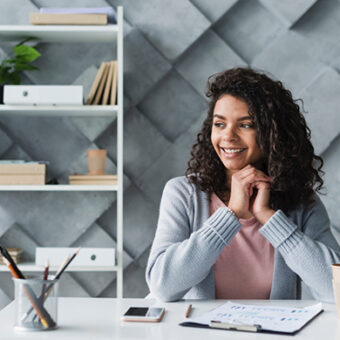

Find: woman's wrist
<box><xmin>254</xmin><ymin>209</ymin><xmax>275</xmax><ymax>225</ymax></box>
<box><xmin>226</xmin><ymin>206</ymin><xmax>239</xmax><ymax>220</ymax></box>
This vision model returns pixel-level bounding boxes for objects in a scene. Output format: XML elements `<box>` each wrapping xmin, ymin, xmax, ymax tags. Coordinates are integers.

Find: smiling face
<box><xmin>211</xmin><ymin>94</ymin><xmax>263</xmax><ymax>178</ymax></box>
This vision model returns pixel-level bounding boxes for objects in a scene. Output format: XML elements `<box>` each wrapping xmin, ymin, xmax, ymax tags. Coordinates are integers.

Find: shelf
<box><xmin>0</xmin><ymin>185</ymin><xmax>118</xmax><ymax>191</ymax></box>
<box><xmin>0</xmin><ymin>25</ymin><xmax>118</xmax><ymax>43</ymax></box>
<box><xmin>0</xmin><ymin>105</ymin><xmax>118</xmax><ymax>117</ymax></box>
<box><xmin>0</xmin><ymin>262</ymin><xmax>118</xmax><ymax>272</ymax></box>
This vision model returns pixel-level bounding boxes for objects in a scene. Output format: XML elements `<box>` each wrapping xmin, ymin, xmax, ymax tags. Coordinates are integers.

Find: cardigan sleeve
<box><xmin>259</xmin><ymin>195</ymin><xmax>340</xmax><ymax>302</ymax></box>
<box><xmin>145</xmin><ymin>178</ymin><xmax>241</xmax><ymax>302</ymax></box>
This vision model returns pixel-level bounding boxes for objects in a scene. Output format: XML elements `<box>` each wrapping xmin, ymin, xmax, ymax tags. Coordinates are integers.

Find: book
<box><xmin>0</xmin><ymin>163</ymin><xmax>46</xmax><ymax>175</ymax></box>
<box><xmin>0</xmin><ymin>175</ymin><xmax>45</xmax><ymax>185</ymax></box>
<box><xmin>110</xmin><ymin>61</ymin><xmax>118</xmax><ymax>105</ymax></box>
<box><xmin>69</xmin><ymin>174</ymin><xmax>117</xmax><ymax>185</ymax></box>
<box><xmin>180</xmin><ymin>301</ymin><xmax>323</xmax><ymax>335</ymax></box>
<box><xmin>40</xmin><ymin>7</ymin><xmax>117</xmax><ymax>24</ymax></box>
<box><xmin>29</xmin><ymin>13</ymin><xmax>108</xmax><ymax>25</ymax></box>
<box><xmin>69</xmin><ymin>175</ymin><xmax>117</xmax><ymax>180</ymax></box>
<box><xmin>86</xmin><ymin>62</ymin><xmax>107</xmax><ymax>105</ymax></box>
<box><xmin>93</xmin><ymin>62</ymin><xmax>110</xmax><ymax>105</ymax></box>
<box><xmin>102</xmin><ymin>61</ymin><xmax>114</xmax><ymax>105</ymax></box>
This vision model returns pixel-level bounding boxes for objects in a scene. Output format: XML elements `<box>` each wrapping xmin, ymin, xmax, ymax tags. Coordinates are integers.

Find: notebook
<box><xmin>180</xmin><ymin>301</ymin><xmax>323</xmax><ymax>334</ymax></box>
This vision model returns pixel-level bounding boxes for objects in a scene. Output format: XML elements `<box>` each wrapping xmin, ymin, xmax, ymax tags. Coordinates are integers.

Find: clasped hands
<box><xmin>228</xmin><ymin>165</ymin><xmax>275</xmax><ymax>225</ymax></box>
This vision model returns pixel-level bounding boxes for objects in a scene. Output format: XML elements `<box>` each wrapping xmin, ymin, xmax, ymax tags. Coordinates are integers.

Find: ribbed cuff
<box><xmin>259</xmin><ymin>210</ymin><xmax>303</xmax><ymax>255</ymax></box>
<box><xmin>199</xmin><ymin>207</ymin><xmax>241</xmax><ymax>247</ymax></box>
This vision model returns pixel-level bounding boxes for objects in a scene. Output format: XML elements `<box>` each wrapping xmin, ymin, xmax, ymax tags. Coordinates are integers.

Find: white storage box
<box><xmin>35</xmin><ymin>247</ymin><xmax>115</xmax><ymax>267</ymax></box>
<box><xmin>4</xmin><ymin>85</ymin><xmax>83</xmax><ymax>105</ymax></box>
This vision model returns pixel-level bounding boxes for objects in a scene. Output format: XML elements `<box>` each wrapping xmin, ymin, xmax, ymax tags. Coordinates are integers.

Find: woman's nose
<box><xmin>223</xmin><ymin>126</ymin><xmax>238</xmax><ymax>141</ymax></box>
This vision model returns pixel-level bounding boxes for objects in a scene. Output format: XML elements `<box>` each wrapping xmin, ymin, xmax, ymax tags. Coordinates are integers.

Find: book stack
<box><xmin>0</xmin><ymin>163</ymin><xmax>46</xmax><ymax>185</ymax></box>
<box><xmin>69</xmin><ymin>174</ymin><xmax>117</xmax><ymax>185</ymax></box>
<box><xmin>86</xmin><ymin>61</ymin><xmax>117</xmax><ymax>105</ymax></box>
<box><xmin>29</xmin><ymin>7</ymin><xmax>116</xmax><ymax>25</ymax></box>
<box><xmin>0</xmin><ymin>248</ymin><xmax>22</xmax><ymax>265</ymax></box>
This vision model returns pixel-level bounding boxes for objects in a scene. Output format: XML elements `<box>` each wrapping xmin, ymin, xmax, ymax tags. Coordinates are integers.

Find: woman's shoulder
<box><xmin>291</xmin><ymin>192</ymin><xmax>327</xmax><ymax>215</ymax></box>
<box><xmin>164</xmin><ymin>176</ymin><xmax>196</xmax><ymax>194</ymax></box>
<box><xmin>288</xmin><ymin>192</ymin><xmax>330</xmax><ymax>230</ymax></box>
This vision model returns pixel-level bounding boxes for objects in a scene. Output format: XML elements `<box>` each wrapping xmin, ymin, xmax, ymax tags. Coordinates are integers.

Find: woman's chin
<box><xmin>223</xmin><ymin>160</ymin><xmax>247</xmax><ymax>171</ymax></box>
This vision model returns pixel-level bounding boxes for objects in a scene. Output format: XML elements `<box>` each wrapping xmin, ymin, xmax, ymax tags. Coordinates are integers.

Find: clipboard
<box><xmin>179</xmin><ymin>301</ymin><xmax>324</xmax><ymax>335</ymax></box>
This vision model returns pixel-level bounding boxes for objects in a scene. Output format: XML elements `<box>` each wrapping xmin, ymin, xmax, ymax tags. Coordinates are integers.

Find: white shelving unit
<box><xmin>0</xmin><ymin>262</ymin><xmax>118</xmax><ymax>272</ymax></box>
<box><xmin>0</xmin><ymin>105</ymin><xmax>118</xmax><ymax>116</ymax></box>
<box><xmin>0</xmin><ymin>185</ymin><xmax>118</xmax><ymax>191</ymax></box>
<box><xmin>0</xmin><ymin>7</ymin><xmax>124</xmax><ymax>297</ymax></box>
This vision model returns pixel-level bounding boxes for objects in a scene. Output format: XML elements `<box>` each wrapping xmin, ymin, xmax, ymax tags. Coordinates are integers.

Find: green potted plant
<box><xmin>0</xmin><ymin>38</ymin><xmax>41</xmax><ymax>103</ymax></box>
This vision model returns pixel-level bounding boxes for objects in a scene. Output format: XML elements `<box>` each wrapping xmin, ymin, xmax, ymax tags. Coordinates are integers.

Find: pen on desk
<box><xmin>185</xmin><ymin>304</ymin><xmax>192</xmax><ymax>318</ymax></box>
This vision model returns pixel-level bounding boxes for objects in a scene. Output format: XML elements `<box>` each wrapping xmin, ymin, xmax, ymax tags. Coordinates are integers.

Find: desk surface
<box><xmin>0</xmin><ymin>298</ymin><xmax>338</xmax><ymax>339</ymax></box>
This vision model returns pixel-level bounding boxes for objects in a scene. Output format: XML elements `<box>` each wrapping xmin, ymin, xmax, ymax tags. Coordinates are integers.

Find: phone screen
<box><xmin>124</xmin><ymin>307</ymin><xmax>149</xmax><ymax>316</ymax></box>
<box><xmin>124</xmin><ymin>307</ymin><xmax>164</xmax><ymax>317</ymax></box>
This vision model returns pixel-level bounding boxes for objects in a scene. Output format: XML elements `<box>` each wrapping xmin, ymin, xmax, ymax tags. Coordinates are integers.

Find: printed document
<box><xmin>184</xmin><ymin>301</ymin><xmax>322</xmax><ymax>333</ymax></box>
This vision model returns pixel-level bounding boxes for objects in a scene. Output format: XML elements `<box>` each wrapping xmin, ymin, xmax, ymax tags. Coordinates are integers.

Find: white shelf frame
<box><xmin>0</xmin><ymin>7</ymin><xmax>124</xmax><ymax>298</ymax></box>
<box><xmin>0</xmin><ymin>263</ymin><xmax>118</xmax><ymax>272</ymax></box>
<box><xmin>0</xmin><ymin>185</ymin><xmax>118</xmax><ymax>191</ymax></box>
<box><xmin>0</xmin><ymin>25</ymin><xmax>118</xmax><ymax>43</ymax></box>
<box><xmin>0</xmin><ymin>105</ymin><xmax>118</xmax><ymax>117</ymax></box>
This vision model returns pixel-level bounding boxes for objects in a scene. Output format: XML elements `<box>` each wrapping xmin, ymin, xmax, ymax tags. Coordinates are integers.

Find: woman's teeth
<box><xmin>222</xmin><ymin>148</ymin><xmax>244</xmax><ymax>153</ymax></box>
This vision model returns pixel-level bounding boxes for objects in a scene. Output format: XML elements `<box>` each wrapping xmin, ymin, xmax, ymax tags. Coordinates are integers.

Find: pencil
<box><xmin>0</xmin><ymin>246</ymin><xmax>25</xmax><ymax>279</ymax></box>
<box><xmin>41</xmin><ymin>260</ymin><xmax>49</xmax><ymax>300</ymax></box>
<box><xmin>31</xmin><ymin>256</ymin><xmax>69</xmax><ymax>322</ymax></box>
<box><xmin>55</xmin><ymin>255</ymin><xmax>70</xmax><ymax>277</ymax></box>
<box><xmin>185</xmin><ymin>304</ymin><xmax>192</xmax><ymax>318</ymax></box>
<box><xmin>25</xmin><ymin>250</ymin><xmax>80</xmax><ymax>322</ymax></box>
<box><xmin>54</xmin><ymin>248</ymin><xmax>80</xmax><ymax>279</ymax></box>
<box><xmin>1</xmin><ymin>256</ymin><xmax>54</xmax><ymax>328</ymax></box>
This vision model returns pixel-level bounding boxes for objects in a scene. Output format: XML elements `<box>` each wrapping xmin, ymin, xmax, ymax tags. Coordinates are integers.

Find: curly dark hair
<box><xmin>185</xmin><ymin>67</ymin><xmax>324</xmax><ymax>213</ymax></box>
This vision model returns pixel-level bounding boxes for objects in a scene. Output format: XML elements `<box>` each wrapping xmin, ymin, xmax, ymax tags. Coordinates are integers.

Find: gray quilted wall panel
<box><xmin>0</xmin><ymin>0</ymin><xmax>340</xmax><ymax>306</ymax></box>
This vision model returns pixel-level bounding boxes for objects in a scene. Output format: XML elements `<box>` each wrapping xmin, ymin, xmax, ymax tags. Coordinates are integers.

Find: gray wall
<box><xmin>1</xmin><ymin>0</ymin><xmax>340</xmax><ymax>308</ymax></box>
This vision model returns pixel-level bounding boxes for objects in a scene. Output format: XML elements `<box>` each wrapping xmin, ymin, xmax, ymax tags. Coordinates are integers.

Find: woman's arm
<box><xmin>259</xmin><ymin>195</ymin><xmax>340</xmax><ymax>302</ymax></box>
<box><xmin>145</xmin><ymin>178</ymin><xmax>241</xmax><ymax>301</ymax></box>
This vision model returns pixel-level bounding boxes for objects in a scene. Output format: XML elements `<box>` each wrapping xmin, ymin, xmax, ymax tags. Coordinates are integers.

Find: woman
<box><xmin>146</xmin><ymin>67</ymin><xmax>340</xmax><ymax>302</ymax></box>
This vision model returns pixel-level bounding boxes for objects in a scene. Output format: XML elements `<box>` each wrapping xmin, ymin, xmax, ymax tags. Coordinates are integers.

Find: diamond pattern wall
<box><xmin>1</xmin><ymin>0</ymin><xmax>340</xmax><ymax>307</ymax></box>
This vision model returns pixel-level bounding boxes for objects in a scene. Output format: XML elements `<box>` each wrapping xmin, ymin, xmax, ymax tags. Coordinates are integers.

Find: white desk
<box><xmin>0</xmin><ymin>298</ymin><xmax>338</xmax><ymax>339</ymax></box>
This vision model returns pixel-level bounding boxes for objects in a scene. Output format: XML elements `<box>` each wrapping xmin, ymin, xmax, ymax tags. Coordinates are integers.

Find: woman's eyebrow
<box><xmin>213</xmin><ymin>114</ymin><xmax>226</xmax><ymax>120</ymax></box>
<box><xmin>237</xmin><ymin>116</ymin><xmax>252</xmax><ymax>121</ymax></box>
<box><xmin>213</xmin><ymin>114</ymin><xmax>251</xmax><ymax>121</ymax></box>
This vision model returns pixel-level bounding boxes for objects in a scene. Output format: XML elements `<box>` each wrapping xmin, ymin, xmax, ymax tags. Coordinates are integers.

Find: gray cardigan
<box><xmin>146</xmin><ymin>176</ymin><xmax>340</xmax><ymax>302</ymax></box>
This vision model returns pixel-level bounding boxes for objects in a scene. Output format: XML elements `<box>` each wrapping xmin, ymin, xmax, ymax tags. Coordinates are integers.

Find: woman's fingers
<box><xmin>234</xmin><ymin>165</ymin><xmax>269</xmax><ymax>179</ymax></box>
<box><xmin>240</xmin><ymin>174</ymin><xmax>271</xmax><ymax>188</ymax></box>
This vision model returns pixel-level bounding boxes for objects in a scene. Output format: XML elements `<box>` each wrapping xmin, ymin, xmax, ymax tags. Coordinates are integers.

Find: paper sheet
<box><xmin>185</xmin><ymin>301</ymin><xmax>322</xmax><ymax>333</ymax></box>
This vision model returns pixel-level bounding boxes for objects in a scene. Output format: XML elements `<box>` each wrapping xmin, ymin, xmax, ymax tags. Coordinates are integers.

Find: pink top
<box><xmin>211</xmin><ymin>193</ymin><xmax>274</xmax><ymax>299</ymax></box>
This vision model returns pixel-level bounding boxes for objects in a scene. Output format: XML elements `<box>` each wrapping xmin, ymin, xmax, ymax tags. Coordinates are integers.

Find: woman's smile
<box><xmin>220</xmin><ymin>147</ymin><xmax>247</xmax><ymax>158</ymax></box>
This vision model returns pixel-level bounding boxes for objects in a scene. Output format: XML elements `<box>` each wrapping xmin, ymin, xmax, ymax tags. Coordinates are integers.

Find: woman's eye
<box><xmin>214</xmin><ymin>122</ymin><xmax>224</xmax><ymax>128</ymax></box>
<box><xmin>240</xmin><ymin>123</ymin><xmax>253</xmax><ymax>128</ymax></box>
